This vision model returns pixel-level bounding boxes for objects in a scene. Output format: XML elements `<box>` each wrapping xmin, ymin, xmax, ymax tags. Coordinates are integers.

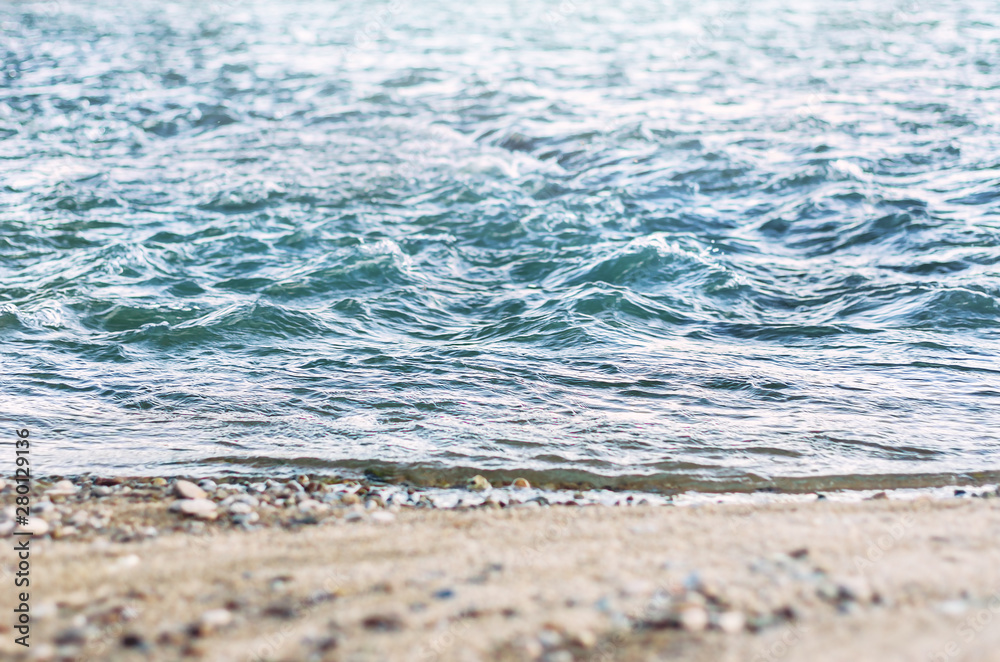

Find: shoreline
<box><xmin>4</xmin><ymin>477</ymin><xmax>1000</xmax><ymax>661</ymax></box>
<box><xmin>39</xmin><ymin>466</ymin><xmax>1000</xmax><ymax>497</ymax></box>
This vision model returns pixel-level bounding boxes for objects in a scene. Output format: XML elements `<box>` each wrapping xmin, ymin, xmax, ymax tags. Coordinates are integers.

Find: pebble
<box><xmin>361</xmin><ymin>613</ymin><xmax>404</xmax><ymax>632</ymax></box>
<box><xmin>344</xmin><ymin>510</ymin><xmax>366</xmax><ymax>523</ymax></box>
<box><xmin>510</xmin><ymin>637</ymin><xmax>544</xmax><ymax>659</ymax></box>
<box><xmin>91</xmin><ymin>486</ymin><xmax>114</xmax><ymax>497</ymax></box>
<box><xmin>566</xmin><ymin>627</ymin><xmax>596</xmax><ymax>648</ymax></box>
<box><xmin>52</xmin><ymin>526</ymin><xmax>79</xmax><ymax>539</ymax></box>
<box><xmin>194</xmin><ymin>609</ymin><xmax>233</xmax><ymax>636</ymax></box>
<box><xmin>228</xmin><ymin>502</ymin><xmax>255</xmax><ymax>515</ymax></box>
<box><xmin>16</xmin><ymin>517</ymin><xmax>50</xmax><ymax>537</ymax></box>
<box><xmin>174</xmin><ymin>480</ymin><xmax>208</xmax><ymax>500</ymax></box>
<box><xmin>536</xmin><ymin>628</ymin><xmax>562</xmax><ymax>649</ymax></box>
<box><xmin>150</xmin><ymin>477</ymin><xmax>168</xmax><ymax>487</ymax></box>
<box><xmin>197</xmin><ymin>479</ymin><xmax>218</xmax><ymax>493</ymax></box>
<box><xmin>46</xmin><ymin>480</ymin><xmax>78</xmax><ymax>496</ymax></box>
<box><xmin>221</xmin><ymin>494</ymin><xmax>259</xmax><ymax>508</ymax></box>
<box><xmin>68</xmin><ymin>511</ymin><xmax>90</xmax><ymax>527</ymax></box>
<box><xmin>512</xmin><ymin>478</ymin><xmax>531</xmax><ymax>489</ymax></box>
<box><xmin>232</xmin><ymin>512</ymin><xmax>259</xmax><ymax>525</ymax></box>
<box><xmin>371</xmin><ymin>511</ymin><xmax>396</xmax><ymax>523</ymax></box>
<box><xmin>175</xmin><ymin>499</ymin><xmax>219</xmax><ymax>520</ymax></box>
<box><xmin>32</xmin><ymin>500</ymin><xmax>56</xmax><ymax>514</ymax></box>
<box><xmin>467</xmin><ymin>475</ymin><xmax>492</xmax><ymax>492</ymax></box>
<box><xmin>716</xmin><ymin>610</ymin><xmax>746</xmax><ymax>633</ymax></box>
<box><xmin>297</xmin><ymin>499</ymin><xmax>324</xmax><ymax>513</ymax></box>
<box><xmin>340</xmin><ymin>493</ymin><xmax>361</xmax><ymax>506</ymax></box>
<box><xmin>678</xmin><ymin>605</ymin><xmax>709</xmax><ymax>631</ymax></box>
<box><xmin>30</xmin><ymin>643</ymin><xmax>55</xmax><ymax>661</ymax></box>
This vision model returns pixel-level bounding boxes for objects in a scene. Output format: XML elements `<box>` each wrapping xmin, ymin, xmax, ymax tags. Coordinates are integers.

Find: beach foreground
<box><xmin>3</xmin><ymin>479</ymin><xmax>1000</xmax><ymax>661</ymax></box>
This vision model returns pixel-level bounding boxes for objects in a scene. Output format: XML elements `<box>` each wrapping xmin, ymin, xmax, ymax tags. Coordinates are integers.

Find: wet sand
<box><xmin>3</xmin><ymin>477</ymin><xmax>1000</xmax><ymax>661</ymax></box>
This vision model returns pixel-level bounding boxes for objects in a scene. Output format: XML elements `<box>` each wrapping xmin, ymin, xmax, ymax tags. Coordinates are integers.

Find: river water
<box><xmin>2</xmin><ymin>0</ymin><xmax>999</xmax><ymax>491</ymax></box>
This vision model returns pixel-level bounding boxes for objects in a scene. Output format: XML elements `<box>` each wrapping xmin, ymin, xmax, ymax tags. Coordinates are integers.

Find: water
<box><xmin>2</xmin><ymin>0</ymin><xmax>999</xmax><ymax>492</ymax></box>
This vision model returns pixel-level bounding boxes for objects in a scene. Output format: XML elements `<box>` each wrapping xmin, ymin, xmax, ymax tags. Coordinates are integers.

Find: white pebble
<box><xmin>370</xmin><ymin>511</ymin><xmax>396</xmax><ymax>523</ymax></box>
<box><xmin>717</xmin><ymin>610</ymin><xmax>745</xmax><ymax>633</ymax></box>
<box><xmin>176</xmin><ymin>499</ymin><xmax>218</xmax><ymax>520</ymax></box>
<box><xmin>46</xmin><ymin>480</ymin><xmax>78</xmax><ymax>496</ymax></box>
<box><xmin>173</xmin><ymin>480</ymin><xmax>207</xmax><ymax>500</ymax></box>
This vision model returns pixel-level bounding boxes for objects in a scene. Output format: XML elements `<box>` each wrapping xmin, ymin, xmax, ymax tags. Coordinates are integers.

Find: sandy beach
<box><xmin>3</xmin><ymin>477</ymin><xmax>1000</xmax><ymax>661</ymax></box>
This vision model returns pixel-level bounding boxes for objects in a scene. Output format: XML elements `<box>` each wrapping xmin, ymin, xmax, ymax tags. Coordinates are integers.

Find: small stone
<box><xmin>232</xmin><ymin>512</ymin><xmax>260</xmax><ymax>526</ymax></box>
<box><xmin>15</xmin><ymin>517</ymin><xmax>49</xmax><ymax>536</ymax></box>
<box><xmin>510</xmin><ymin>636</ymin><xmax>544</xmax><ymax>659</ymax></box>
<box><xmin>176</xmin><ymin>499</ymin><xmax>218</xmax><ymax>520</ymax></box>
<box><xmin>198</xmin><ymin>479</ymin><xmax>218</xmax><ymax>493</ymax></box>
<box><xmin>30</xmin><ymin>643</ymin><xmax>55</xmax><ymax>661</ymax></box>
<box><xmin>340</xmin><ymin>493</ymin><xmax>361</xmax><ymax>506</ymax></box>
<box><xmin>716</xmin><ymin>610</ymin><xmax>746</xmax><ymax>633</ymax></box>
<box><xmin>121</xmin><ymin>632</ymin><xmax>146</xmax><ymax>648</ymax></box>
<box><xmin>567</xmin><ymin>628</ymin><xmax>596</xmax><ymax>648</ymax></box>
<box><xmin>228</xmin><ymin>502</ymin><xmax>254</xmax><ymax>515</ymax></box>
<box><xmin>68</xmin><ymin>511</ymin><xmax>90</xmax><ymax>527</ymax></box>
<box><xmin>55</xmin><ymin>626</ymin><xmax>91</xmax><ymax>645</ymax></box>
<box><xmin>467</xmin><ymin>475</ymin><xmax>491</xmax><ymax>492</ymax></box>
<box><xmin>47</xmin><ymin>480</ymin><xmax>78</xmax><ymax>496</ymax></box>
<box><xmin>32</xmin><ymin>500</ymin><xmax>55</xmax><ymax>514</ymax></box>
<box><xmin>287</xmin><ymin>481</ymin><xmax>305</xmax><ymax>493</ymax></box>
<box><xmin>866</xmin><ymin>491</ymin><xmax>888</xmax><ymax>501</ymax></box>
<box><xmin>52</xmin><ymin>526</ymin><xmax>79</xmax><ymax>539</ymax></box>
<box><xmin>678</xmin><ymin>605</ymin><xmax>709</xmax><ymax>631</ymax></box>
<box><xmin>151</xmin><ymin>477</ymin><xmax>168</xmax><ymax>487</ymax></box>
<box><xmin>174</xmin><ymin>480</ymin><xmax>207</xmax><ymax>500</ymax></box>
<box><xmin>371</xmin><ymin>511</ymin><xmax>396</xmax><ymax>523</ymax></box>
<box><xmin>91</xmin><ymin>485</ymin><xmax>114</xmax><ymax>497</ymax></box>
<box><xmin>537</xmin><ymin>628</ymin><xmax>562</xmax><ymax>649</ymax></box>
<box><xmin>193</xmin><ymin>609</ymin><xmax>233</xmax><ymax>636</ymax></box>
<box><xmin>361</xmin><ymin>613</ymin><xmax>404</xmax><ymax>632</ymax></box>
<box><xmin>297</xmin><ymin>499</ymin><xmax>323</xmax><ymax>513</ymax></box>
<box><xmin>512</xmin><ymin>478</ymin><xmax>531</xmax><ymax>489</ymax></box>
<box><xmin>344</xmin><ymin>510</ymin><xmax>366</xmax><ymax>523</ymax></box>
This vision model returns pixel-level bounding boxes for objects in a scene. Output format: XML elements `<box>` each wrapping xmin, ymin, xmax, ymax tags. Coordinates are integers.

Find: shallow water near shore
<box><xmin>2</xmin><ymin>0</ymin><xmax>999</xmax><ymax>491</ymax></box>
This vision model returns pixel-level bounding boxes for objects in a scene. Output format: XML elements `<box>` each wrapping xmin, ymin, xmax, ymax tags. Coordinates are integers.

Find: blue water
<box><xmin>2</xmin><ymin>0</ymin><xmax>999</xmax><ymax>491</ymax></box>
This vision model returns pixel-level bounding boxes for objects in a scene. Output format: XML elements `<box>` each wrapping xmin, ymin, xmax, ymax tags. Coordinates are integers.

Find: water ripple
<box><xmin>2</xmin><ymin>0</ymin><xmax>999</xmax><ymax>490</ymax></box>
